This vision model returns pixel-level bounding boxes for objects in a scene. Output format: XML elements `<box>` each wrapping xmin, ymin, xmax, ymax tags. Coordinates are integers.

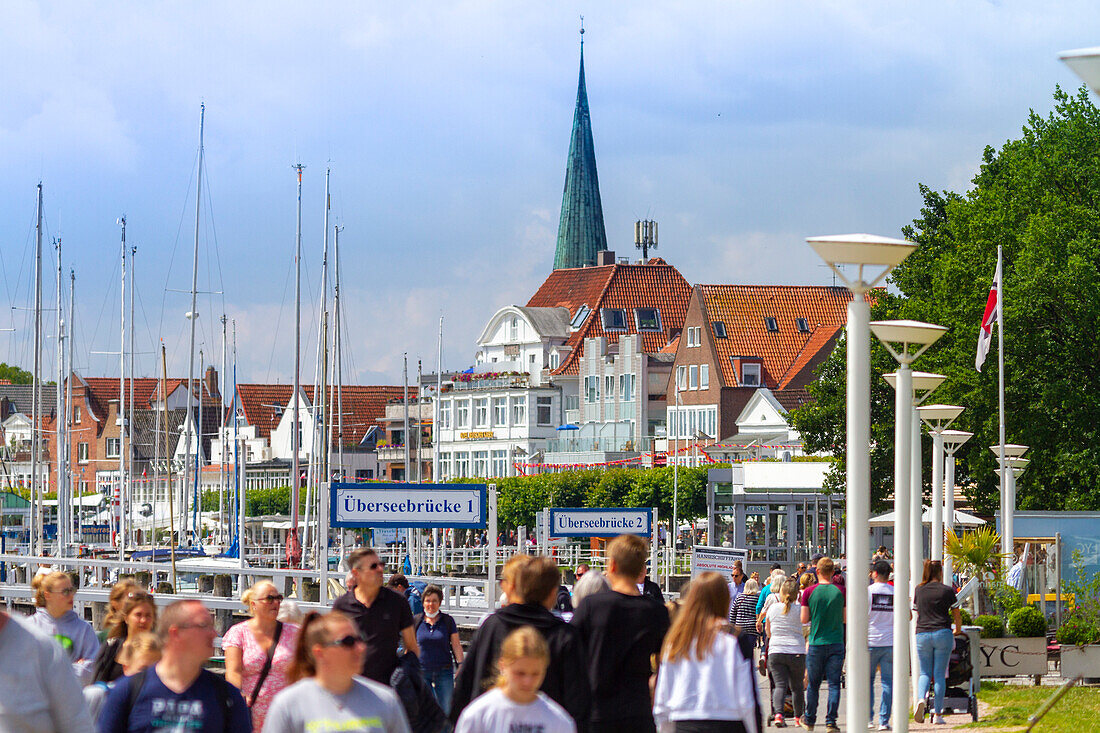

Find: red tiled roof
<box><xmin>698</xmin><ymin>285</ymin><xmax>852</xmax><ymax>390</ymax></box>
<box><xmin>527</xmin><ymin>260</ymin><xmax>692</xmax><ymax>375</ymax></box>
<box><xmin>234</xmin><ymin>383</ymin><xmax>415</xmax><ymax>446</ymax></box>
<box><xmin>773</xmin><ymin>387</ymin><xmax>812</xmax><ymax>412</ymax></box>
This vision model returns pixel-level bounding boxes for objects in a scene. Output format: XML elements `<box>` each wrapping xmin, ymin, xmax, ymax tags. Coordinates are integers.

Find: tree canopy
<box><xmin>0</xmin><ymin>363</ymin><xmax>33</xmax><ymax>385</ymax></box>
<box><xmin>791</xmin><ymin>86</ymin><xmax>1100</xmax><ymax>514</ymax></box>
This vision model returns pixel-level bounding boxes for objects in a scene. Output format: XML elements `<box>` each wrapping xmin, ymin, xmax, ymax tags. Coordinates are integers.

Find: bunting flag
<box><xmin>976</xmin><ymin>252</ymin><xmax>1001</xmax><ymax>372</ymax></box>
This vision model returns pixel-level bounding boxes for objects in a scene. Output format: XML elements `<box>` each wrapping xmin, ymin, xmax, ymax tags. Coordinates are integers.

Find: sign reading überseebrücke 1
<box><xmin>691</xmin><ymin>545</ymin><xmax>749</xmax><ymax>578</ymax></box>
<box><xmin>330</xmin><ymin>483</ymin><xmax>487</xmax><ymax>529</ymax></box>
<box><xmin>548</xmin><ymin>508</ymin><xmax>653</xmax><ymax>538</ymax></box>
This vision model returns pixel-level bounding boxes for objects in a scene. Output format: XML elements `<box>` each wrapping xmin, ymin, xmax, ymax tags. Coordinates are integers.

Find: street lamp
<box><xmin>873</xmin><ymin>321</ymin><xmax>946</xmax><ymax>733</ymax></box>
<box><xmin>1061</xmin><ymin>48</ymin><xmax>1100</xmax><ymax>93</ymax></box>
<box><xmin>917</xmin><ymin>404</ymin><xmax>964</xmax><ymax>563</ymax></box>
<box><xmin>941</xmin><ymin>429</ymin><xmax>972</xmax><ymax>581</ymax></box>
<box><xmin>990</xmin><ymin>444</ymin><xmax>1028</xmax><ymax>568</ymax></box>
<box><xmin>809</xmin><ymin>233</ymin><xmax>916</xmax><ymax>733</ymax></box>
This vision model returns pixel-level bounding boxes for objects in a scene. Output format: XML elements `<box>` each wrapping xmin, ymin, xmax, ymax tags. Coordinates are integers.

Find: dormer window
<box><xmin>764</xmin><ymin>317</ymin><xmax>779</xmax><ymax>332</ymax></box>
<box><xmin>741</xmin><ymin>363</ymin><xmax>762</xmax><ymax>387</ymax></box>
<box><xmin>549</xmin><ymin>351</ymin><xmax>560</xmax><ymax>370</ymax></box>
<box><xmin>570</xmin><ymin>305</ymin><xmax>591</xmax><ymax>329</ymax></box>
<box><xmin>601</xmin><ymin>308</ymin><xmax>628</xmax><ymax>330</ymax></box>
<box><xmin>509</xmin><ymin>317</ymin><xmax>519</xmax><ymax>341</ymax></box>
<box><xmin>796</xmin><ymin>317</ymin><xmax>810</xmax><ymax>333</ymax></box>
<box><xmin>635</xmin><ymin>308</ymin><xmax>661</xmax><ymax>331</ymax></box>
<box><xmin>712</xmin><ymin>321</ymin><xmax>727</xmax><ymax>338</ymax></box>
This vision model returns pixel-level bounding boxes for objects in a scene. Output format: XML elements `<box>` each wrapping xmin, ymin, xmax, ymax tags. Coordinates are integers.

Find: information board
<box><xmin>330</xmin><ymin>483</ymin><xmax>486</xmax><ymax>529</ymax></box>
<box><xmin>691</xmin><ymin>545</ymin><xmax>749</xmax><ymax>577</ymax></box>
<box><xmin>548</xmin><ymin>508</ymin><xmax>653</xmax><ymax>538</ymax></box>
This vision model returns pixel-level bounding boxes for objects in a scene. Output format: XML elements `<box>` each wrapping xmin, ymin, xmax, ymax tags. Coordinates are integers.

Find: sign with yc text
<box><xmin>548</xmin><ymin>508</ymin><xmax>653</xmax><ymax>538</ymax></box>
<box><xmin>331</xmin><ymin>483</ymin><xmax>486</xmax><ymax>529</ymax></box>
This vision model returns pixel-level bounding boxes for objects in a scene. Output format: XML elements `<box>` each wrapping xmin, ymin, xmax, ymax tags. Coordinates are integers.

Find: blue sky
<box><xmin>1</xmin><ymin>1</ymin><xmax>1097</xmax><ymax>386</ymax></box>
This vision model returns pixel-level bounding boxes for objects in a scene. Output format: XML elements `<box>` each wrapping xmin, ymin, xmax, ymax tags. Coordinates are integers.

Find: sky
<box><xmin>2</xmin><ymin>1</ymin><xmax>1098</xmax><ymax>388</ymax></box>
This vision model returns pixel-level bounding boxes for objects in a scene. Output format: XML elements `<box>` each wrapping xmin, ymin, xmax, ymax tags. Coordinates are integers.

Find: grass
<box><xmin>956</xmin><ymin>680</ymin><xmax>1100</xmax><ymax>730</ymax></box>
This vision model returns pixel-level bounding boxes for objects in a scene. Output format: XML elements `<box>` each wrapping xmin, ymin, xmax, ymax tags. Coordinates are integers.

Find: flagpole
<box><xmin>997</xmin><ymin>244</ymin><xmax>1008</xmax><ymax>569</ymax></box>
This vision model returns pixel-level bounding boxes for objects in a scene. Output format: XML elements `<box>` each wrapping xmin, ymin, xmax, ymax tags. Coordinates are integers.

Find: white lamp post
<box><xmin>873</xmin><ymin>321</ymin><xmax>946</xmax><ymax>733</ymax></box>
<box><xmin>990</xmin><ymin>444</ymin><xmax>1028</xmax><ymax>567</ymax></box>
<box><xmin>1061</xmin><ymin>48</ymin><xmax>1100</xmax><ymax>93</ymax></box>
<box><xmin>917</xmin><ymin>405</ymin><xmax>964</xmax><ymax>562</ymax></box>
<box><xmin>809</xmin><ymin>234</ymin><xmax>916</xmax><ymax>733</ymax></box>
<box><xmin>941</xmin><ymin>429</ymin><xmax>972</xmax><ymax>581</ymax></box>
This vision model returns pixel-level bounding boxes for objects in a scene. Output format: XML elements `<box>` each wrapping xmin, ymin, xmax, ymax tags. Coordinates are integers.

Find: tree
<box><xmin>0</xmin><ymin>363</ymin><xmax>32</xmax><ymax>384</ymax></box>
<box><xmin>791</xmin><ymin>86</ymin><xmax>1100</xmax><ymax>513</ymax></box>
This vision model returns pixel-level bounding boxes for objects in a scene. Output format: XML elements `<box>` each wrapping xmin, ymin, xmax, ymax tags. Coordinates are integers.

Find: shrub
<box><xmin>960</xmin><ymin>608</ymin><xmax>973</xmax><ymax>627</ymax></box>
<box><xmin>1056</xmin><ymin>613</ymin><xmax>1100</xmax><ymax>646</ymax></box>
<box><xmin>989</xmin><ymin>579</ymin><xmax>1025</xmax><ymax>616</ymax></box>
<box><xmin>975</xmin><ymin>614</ymin><xmax>1005</xmax><ymax>638</ymax></box>
<box><xmin>1008</xmin><ymin>606</ymin><xmax>1047</xmax><ymax>637</ymax></box>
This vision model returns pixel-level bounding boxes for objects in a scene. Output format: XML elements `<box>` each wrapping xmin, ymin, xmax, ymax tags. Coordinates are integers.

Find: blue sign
<box><xmin>331</xmin><ymin>483</ymin><xmax>487</xmax><ymax>529</ymax></box>
<box><xmin>548</xmin><ymin>507</ymin><xmax>653</xmax><ymax>538</ymax></box>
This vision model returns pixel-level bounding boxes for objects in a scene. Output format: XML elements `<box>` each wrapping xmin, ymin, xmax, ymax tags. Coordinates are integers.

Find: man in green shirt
<box><xmin>799</xmin><ymin>557</ymin><xmax>846</xmax><ymax>732</ymax></box>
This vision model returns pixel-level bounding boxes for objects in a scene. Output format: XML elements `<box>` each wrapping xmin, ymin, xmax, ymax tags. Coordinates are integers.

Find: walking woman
<box><xmin>263</xmin><ymin>611</ymin><xmax>411</xmax><ymax>733</ymax></box>
<box><xmin>913</xmin><ymin>560</ymin><xmax>962</xmax><ymax>725</ymax></box>
<box><xmin>764</xmin><ymin>578</ymin><xmax>806</xmax><ymax>728</ymax></box>
<box><xmin>731</xmin><ymin>578</ymin><xmax>761</xmax><ymax>652</ymax></box>
<box><xmin>653</xmin><ymin>571</ymin><xmax>761</xmax><ymax>732</ymax></box>
<box><xmin>224</xmin><ymin>580</ymin><xmax>300</xmax><ymax>732</ymax></box>
<box><xmin>27</xmin><ymin>570</ymin><xmax>100</xmax><ymax>684</ymax></box>
<box><xmin>91</xmin><ymin>589</ymin><xmax>156</xmax><ymax>683</ymax></box>
<box><xmin>417</xmin><ymin>584</ymin><xmax>464</xmax><ymax>713</ymax></box>
<box><xmin>97</xmin><ymin>578</ymin><xmax>140</xmax><ymax>642</ymax></box>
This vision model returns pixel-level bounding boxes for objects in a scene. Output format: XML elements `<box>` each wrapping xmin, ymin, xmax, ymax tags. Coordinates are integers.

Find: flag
<box><xmin>975</xmin><ymin>252</ymin><xmax>1001</xmax><ymax>372</ymax></box>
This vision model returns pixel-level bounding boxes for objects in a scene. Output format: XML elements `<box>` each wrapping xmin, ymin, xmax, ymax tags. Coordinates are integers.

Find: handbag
<box><xmin>246</xmin><ymin>621</ymin><xmax>284</xmax><ymax>708</ymax></box>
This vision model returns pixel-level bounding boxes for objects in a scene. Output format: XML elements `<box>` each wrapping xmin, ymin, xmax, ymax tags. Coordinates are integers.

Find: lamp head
<box><xmin>884</xmin><ymin>370</ymin><xmax>946</xmax><ymax>393</ymax></box>
<box><xmin>870</xmin><ymin>320</ymin><xmax>947</xmax><ymax>365</ymax></box>
<box><xmin>989</xmin><ymin>443</ymin><xmax>1028</xmax><ymax>458</ymax></box>
<box><xmin>941</xmin><ymin>429</ymin><xmax>973</xmax><ymax>448</ymax></box>
<box><xmin>807</xmin><ymin>233</ymin><xmax>916</xmax><ymax>292</ymax></box>
<box><xmin>1061</xmin><ymin>47</ymin><xmax>1100</xmax><ymax>94</ymax></box>
<box><xmin>917</xmin><ymin>404</ymin><xmax>965</xmax><ymax>429</ymax></box>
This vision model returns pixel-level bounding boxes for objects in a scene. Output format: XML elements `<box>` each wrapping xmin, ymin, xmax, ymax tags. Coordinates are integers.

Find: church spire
<box><xmin>553</xmin><ymin>27</ymin><xmax>608</xmax><ymax>270</ymax></box>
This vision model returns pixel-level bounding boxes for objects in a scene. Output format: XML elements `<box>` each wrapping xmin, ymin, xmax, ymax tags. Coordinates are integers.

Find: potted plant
<box><xmin>1058</xmin><ymin>550</ymin><xmax>1100</xmax><ymax>678</ymax></box>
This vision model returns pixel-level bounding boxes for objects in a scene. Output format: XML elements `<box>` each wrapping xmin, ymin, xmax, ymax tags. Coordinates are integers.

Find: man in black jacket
<box><xmin>449</xmin><ymin>555</ymin><xmax>588</xmax><ymax>726</ymax></box>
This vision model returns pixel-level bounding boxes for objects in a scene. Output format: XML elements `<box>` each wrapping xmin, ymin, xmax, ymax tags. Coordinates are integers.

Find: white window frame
<box><xmin>604</xmin><ymin>375</ymin><xmax>615</xmax><ymax>401</ymax></box>
<box><xmin>492</xmin><ymin>397</ymin><xmax>507</xmax><ymax>426</ymax></box>
<box><xmin>619</xmin><ymin>373</ymin><xmax>635</xmax><ymax>402</ymax></box>
<box><xmin>742</xmin><ymin>363</ymin><xmax>761</xmax><ymax>387</ymax></box>
<box><xmin>474</xmin><ymin>398</ymin><xmax>488</xmax><ymax>427</ymax></box>
<box><xmin>511</xmin><ymin>396</ymin><xmax>526</xmax><ymax>426</ymax></box>
<box><xmin>634</xmin><ymin>308</ymin><xmax>661</xmax><ymax>331</ymax></box>
<box><xmin>440</xmin><ymin>401</ymin><xmax>452</xmax><ymax>429</ymax></box>
<box><xmin>509</xmin><ymin>317</ymin><xmax>519</xmax><ymax>341</ymax></box>
<box><xmin>700</xmin><ymin>364</ymin><xmax>709</xmax><ymax>390</ymax></box>
<box><xmin>585</xmin><ymin>376</ymin><xmax>599</xmax><ymax>403</ymax></box>
<box><xmin>491</xmin><ymin>450</ymin><xmax>508</xmax><ymax>478</ymax></box>
<box><xmin>77</xmin><ymin>442</ymin><xmax>89</xmax><ymax>464</ymax></box>
<box><xmin>676</xmin><ymin>365</ymin><xmax>687</xmax><ymax>391</ymax></box>
<box><xmin>689</xmin><ymin>365</ymin><xmax>699</xmax><ymax>390</ymax></box>
<box><xmin>105</xmin><ymin>437</ymin><xmax>121</xmax><ymax>459</ymax></box>
<box><xmin>455</xmin><ymin>400</ymin><xmax>470</xmax><ymax>428</ymax></box>
<box><xmin>549</xmin><ymin>351</ymin><xmax>560</xmax><ymax>370</ymax></box>
<box><xmin>536</xmin><ymin>396</ymin><xmax>552</xmax><ymax>426</ymax></box>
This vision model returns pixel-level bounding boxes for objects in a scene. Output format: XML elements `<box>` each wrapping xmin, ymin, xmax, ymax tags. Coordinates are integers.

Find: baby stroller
<box><xmin>923</xmin><ymin>630</ymin><xmax>979</xmax><ymax>722</ymax></box>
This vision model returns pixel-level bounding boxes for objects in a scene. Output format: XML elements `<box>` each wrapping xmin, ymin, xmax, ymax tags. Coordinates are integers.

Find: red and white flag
<box><xmin>975</xmin><ymin>252</ymin><xmax>1001</xmax><ymax>372</ymax></box>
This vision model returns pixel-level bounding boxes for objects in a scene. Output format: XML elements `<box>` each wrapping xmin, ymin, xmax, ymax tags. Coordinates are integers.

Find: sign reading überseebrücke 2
<box><xmin>330</xmin><ymin>483</ymin><xmax>487</xmax><ymax>529</ymax></box>
<box><xmin>548</xmin><ymin>508</ymin><xmax>653</xmax><ymax>538</ymax></box>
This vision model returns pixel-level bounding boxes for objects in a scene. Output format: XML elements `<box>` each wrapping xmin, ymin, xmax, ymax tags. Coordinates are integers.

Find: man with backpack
<box><xmin>97</xmin><ymin>599</ymin><xmax>251</xmax><ymax>732</ymax></box>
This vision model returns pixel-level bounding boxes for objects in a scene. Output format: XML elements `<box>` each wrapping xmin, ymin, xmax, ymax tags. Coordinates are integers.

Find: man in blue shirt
<box><xmin>97</xmin><ymin>599</ymin><xmax>250</xmax><ymax>733</ymax></box>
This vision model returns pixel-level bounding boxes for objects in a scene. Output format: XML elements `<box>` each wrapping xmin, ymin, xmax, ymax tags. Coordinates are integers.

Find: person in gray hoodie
<box><xmin>28</xmin><ymin>569</ymin><xmax>100</xmax><ymax>684</ymax></box>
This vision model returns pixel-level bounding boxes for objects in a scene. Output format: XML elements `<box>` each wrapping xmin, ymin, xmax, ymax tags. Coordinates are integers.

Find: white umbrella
<box><xmin>868</xmin><ymin>507</ymin><xmax>985</xmax><ymax>528</ymax></box>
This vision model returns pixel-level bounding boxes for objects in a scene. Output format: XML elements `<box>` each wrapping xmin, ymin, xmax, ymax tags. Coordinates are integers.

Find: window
<box><xmin>530</xmin><ymin>353</ymin><xmax>537</xmax><ymax>364</ymax></box>
<box><xmin>440</xmin><ymin>401</ymin><xmax>452</xmax><ymax>429</ymax></box>
<box><xmin>619</xmin><ymin>373</ymin><xmax>635</xmax><ymax>402</ymax></box>
<box><xmin>511</xmin><ymin>396</ymin><xmax>526</xmax><ymax>425</ymax></box>
<box><xmin>570</xmin><ymin>305</ymin><xmax>590</xmax><ymax>329</ymax></box>
<box><xmin>454</xmin><ymin>452</ymin><xmax>470</xmax><ymax>478</ymax></box>
<box><xmin>474</xmin><ymin>398</ymin><xmax>488</xmax><ymax>427</ymax></box>
<box><xmin>537</xmin><ymin>396</ymin><xmax>552</xmax><ymax>425</ymax></box>
<box><xmin>77</xmin><ymin>442</ymin><xmax>89</xmax><ymax>464</ymax></box>
<box><xmin>635</xmin><ymin>308</ymin><xmax>661</xmax><ymax>331</ymax></box>
<box><xmin>79</xmin><ymin>479</ymin><xmax>88</xmax><ymax>494</ymax></box>
<box><xmin>601</xmin><ymin>308</ymin><xmax>628</xmax><ymax>330</ymax></box>
<box><xmin>584</xmin><ymin>376</ymin><xmax>599</xmax><ymax>403</ymax></box>
<box><xmin>455</xmin><ymin>400</ymin><xmax>470</xmax><ymax>428</ymax></box>
<box><xmin>509</xmin><ymin>317</ymin><xmax>519</xmax><ymax>341</ymax></box>
<box><xmin>106</xmin><ymin>438</ymin><xmax>120</xmax><ymax>458</ymax></box>
<box><xmin>686</xmin><ymin>326</ymin><xmax>701</xmax><ymax>347</ymax></box>
<box><xmin>700</xmin><ymin>364</ymin><xmax>709</xmax><ymax>389</ymax></box>
<box><xmin>473</xmin><ymin>450</ymin><xmax>489</xmax><ymax>477</ymax></box>
<box><xmin>355</xmin><ymin>468</ymin><xmax>373</xmax><ymax>480</ymax></box>
<box><xmin>676</xmin><ymin>365</ymin><xmax>687</xmax><ymax>391</ymax></box>
<box><xmin>491</xmin><ymin>450</ymin><xmax>508</xmax><ymax>477</ymax></box>
<box><xmin>764</xmin><ymin>317</ymin><xmax>779</xmax><ymax>332</ymax></box>
<box><xmin>689</xmin><ymin>365</ymin><xmax>699</xmax><ymax>390</ymax></box>
<box><xmin>604</xmin><ymin>375</ymin><xmax>614</xmax><ymax>401</ymax></box>
<box><xmin>549</xmin><ymin>351</ymin><xmax>560</xmax><ymax>370</ymax></box>
<box><xmin>742</xmin><ymin>363</ymin><xmax>762</xmax><ymax>387</ymax></box>
<box><xmin>492</xmin><ymin>397</ymin><xmax>507</xmax><ymax>426</ymax></box>
<box><xmin>712</xmin><ymin>321</ymin><xmax>727</xmax><ymax>339</ymax></box>
<box><xmin>73</xmin><ymin>405</ymin><xmax>82</xmax><ymax>424</ymax></box>
<box><xmin>796</xmin><ymin>317</ymin><xmax>810</xmax><ymax>333</ymax></box>
<box><xmin>565</xmin><ymin>394</ymin><xmax>579</xmax><ymax>411</ymax></box>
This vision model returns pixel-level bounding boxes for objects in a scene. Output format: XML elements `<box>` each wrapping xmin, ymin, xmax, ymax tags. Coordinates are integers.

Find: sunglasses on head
<box><xmin>325</xmin><ymin>633</ymin><xmax>365</xmax><ymax>648</ymax></box>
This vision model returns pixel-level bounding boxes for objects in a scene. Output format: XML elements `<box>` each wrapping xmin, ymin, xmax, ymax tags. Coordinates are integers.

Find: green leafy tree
<box><xmin>791</xmin><ymin>87</ymin><xmax>1100</xmax><ymax>513</ymax></box>
<box><xmin>0</xmin><ymin>363</ymin><xmax>32</xmax><ymax>385</ymax></box>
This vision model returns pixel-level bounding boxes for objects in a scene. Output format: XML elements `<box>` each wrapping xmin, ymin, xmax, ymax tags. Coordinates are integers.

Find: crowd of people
<box><xmin>0</xmin><ymin>539</ymin><xmax>966</xmax><ymax>733</ymax></box>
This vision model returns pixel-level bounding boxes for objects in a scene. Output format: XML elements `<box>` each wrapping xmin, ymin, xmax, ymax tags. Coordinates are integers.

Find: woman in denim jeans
<box><xmin>416</xmin><ymin>584</ymin><xmax>464</xmax><ymax>713</ymax></box>
<box><xmin>912</xmin><ymin>560</ymin><xmax>962</xmax><ymax>725</ymax></box>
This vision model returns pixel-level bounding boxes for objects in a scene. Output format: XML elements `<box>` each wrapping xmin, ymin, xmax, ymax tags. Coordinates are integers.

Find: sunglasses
<box><xmin>325</xmin><ymin>634</ymin><xmax>365</xmax><ymax>649</ymax></box>
<box><xmin>357</xmin><ymin>561</ymin><xmax>384</xmax><ymax>571</ymax></box>
<box><xmin>51</xmin><ymin>586</ymin><xmax>77</xmax><ymax>596</ymax></box>
<box><xmin>257</xmin><ymin>594</ymin><xmax>284</xmax><ymax>603</ymax></box>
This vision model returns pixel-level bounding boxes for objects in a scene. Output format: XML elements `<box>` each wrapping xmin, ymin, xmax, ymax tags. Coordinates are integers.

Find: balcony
<box><xmin>450</xmin><ymin>373</ymin><xmax>530</xmax><ymax>391</ymax></box>
<box><xmin>376</xmin><ymin>444</ymin><xmax>433</xmax><ymax>463</ymax></box>
<box><xmin>546</xmin><ymin>435</ymin><xmax>654</xmax><ymax>454</ymax></box>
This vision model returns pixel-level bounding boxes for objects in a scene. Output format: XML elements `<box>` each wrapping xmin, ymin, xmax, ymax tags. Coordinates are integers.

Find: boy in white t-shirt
<box><xmin>455</xmin><ymin>626</ymin><xmax>575</xmax><ymax>733</ymax></box>
<box><xmin>868</xmin><ymin>559</ymin><xmax>895</xmax><ymax>731</ymax></box>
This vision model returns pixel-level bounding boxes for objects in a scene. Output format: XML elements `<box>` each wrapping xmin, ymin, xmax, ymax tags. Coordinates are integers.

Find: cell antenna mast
<box><xmin>635</xmin><ymin>219</ymin><xmax>658</xmax><ymax>261</ymax></box>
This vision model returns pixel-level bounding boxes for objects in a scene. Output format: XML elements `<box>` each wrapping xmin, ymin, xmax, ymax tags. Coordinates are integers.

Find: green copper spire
<box><xmin>554</xmin><ymin>42</ymin><xmax>608</xmax><ymax>270</ymax></box>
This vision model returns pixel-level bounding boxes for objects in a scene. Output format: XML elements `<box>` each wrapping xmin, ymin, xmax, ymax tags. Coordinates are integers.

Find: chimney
<box><xmin>204</xmin><ymin>366</ymin><xmax>219</xmax><ymax>399</ymax></box>
<box><xmin>596</xmin><ymin>250</ymin><xmax>616</xmax><ymax>266</ymax></box>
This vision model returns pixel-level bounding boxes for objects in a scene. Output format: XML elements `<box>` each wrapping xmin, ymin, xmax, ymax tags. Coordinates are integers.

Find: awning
<box><xmin>868</xmin><ymin>508</ymin><xmax>986</xmax><ymax>528</ymax></box>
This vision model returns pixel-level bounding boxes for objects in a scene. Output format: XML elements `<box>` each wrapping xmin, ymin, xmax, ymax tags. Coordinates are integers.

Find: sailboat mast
<box><xmin>55</xmin><ymin>235</ymin><xmax>65</xmax><ymax>553</ymax></box>
<box><xmin>128</xmin><ymin>244</ymin><xmax>136</xmax><ymax>549</ymax></box>
<box><xmin>334</xmin><ymin>225</ymin><xmax>344</xmax><ymax>479</ymax></box>
<box><xmin>219</xmin><ymin>314</ymin><xmax>227</xmax><ymax>544</ymax></box>
<box><xmin>288</xmin><ymin>162</ymin><xmax>305</xmax><ymax>568</ymax></box>
<box><xmin>185</xmin><ymin>103</ymin><xmax>204</xmax><ymax>547</ymax></box>
<box><xmin>67</xmin><ymin>270</ymin><xmax>76</xmax><ymax>544</ymax></box>
<box><xmin>434</xmin><ymin>315</ymin><xmax>442</xmax><ymax>483</ymax></box>
<box><xmin>30</xmin><ymin>183</ymin><xmax>42</xmax><ymax>556</ymax></box>
<box><xmin>195</xmin><ymin>349</ymin><xmax>203</xmax><ymax>541</ymax></box>
<box><xmin>118</xmin><ymin>216</ymin><xmax>127</xmax><ymax>561</ymax></box>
